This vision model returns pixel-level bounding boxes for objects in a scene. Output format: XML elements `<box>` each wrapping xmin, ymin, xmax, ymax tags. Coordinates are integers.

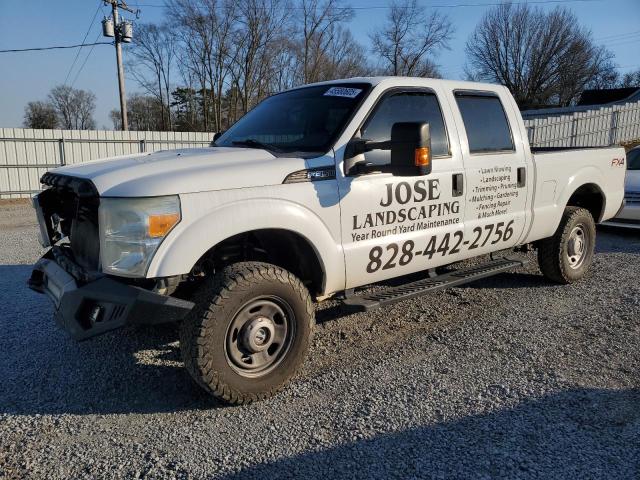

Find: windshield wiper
<box><xmin>232</xmin><ymin>139</ymin><xmax>282</xmax><ymax>152</ymax></box>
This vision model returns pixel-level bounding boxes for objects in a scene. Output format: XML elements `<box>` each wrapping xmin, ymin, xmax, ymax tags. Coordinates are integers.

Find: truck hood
<box><xmin>50</xmin><ymin>147</ymin><xmax>307</xmax><ymax>197</ymax></box>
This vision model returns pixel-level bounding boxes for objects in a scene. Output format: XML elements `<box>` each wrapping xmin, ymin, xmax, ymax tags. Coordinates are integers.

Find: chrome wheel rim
<box><xmin>225</xmin><ymin>296</ymin><xmax>294</xmax><ymax>378</ymax></box>
<box><xmin>566</xmin><ymin>224</ymin><xmax>589</xmax><ymax>269</ymax></box>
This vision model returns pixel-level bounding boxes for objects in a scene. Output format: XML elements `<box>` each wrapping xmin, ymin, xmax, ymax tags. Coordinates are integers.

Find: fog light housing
<box><xmin>89</xmin><ymin>305</ymin><xmax>103</xmax><ymax>324</ymax></box>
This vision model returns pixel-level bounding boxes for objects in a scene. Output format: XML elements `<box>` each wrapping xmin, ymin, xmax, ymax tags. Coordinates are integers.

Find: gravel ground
<box><xmin>0</xmin><ymin>200</ymin><xmax>639</xmax><ymax>479</ymax></box>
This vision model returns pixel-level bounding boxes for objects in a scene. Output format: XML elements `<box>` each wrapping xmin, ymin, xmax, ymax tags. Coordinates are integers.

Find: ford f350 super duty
<box><xmin>29</xmin><ymin>77</ymin><xmax>626</xmax><ymax>404</ymax></box>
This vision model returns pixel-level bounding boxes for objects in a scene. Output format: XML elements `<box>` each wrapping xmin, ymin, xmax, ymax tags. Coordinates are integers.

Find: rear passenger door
<box><xmin>450</xmin><ymin>90</ymin><xmax>529</xmax><ymax>254</ymax></box>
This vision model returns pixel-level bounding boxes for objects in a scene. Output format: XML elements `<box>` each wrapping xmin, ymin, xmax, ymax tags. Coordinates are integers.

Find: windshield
<box><xmin>215</xmin><ymin>83</ymin><xmax>371</xmax><ymax>154</ymax></box>
<box><xmin>628</xmin><ymin>148</ymin><xmax>640</xmax><ymax>170</ymax></box>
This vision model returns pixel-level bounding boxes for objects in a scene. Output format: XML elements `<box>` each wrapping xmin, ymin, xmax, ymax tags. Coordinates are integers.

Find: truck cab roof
<box><xmin>294</xmin><ymin>76</ymin><xmax>508</xmax><ymax>93</ymax></box>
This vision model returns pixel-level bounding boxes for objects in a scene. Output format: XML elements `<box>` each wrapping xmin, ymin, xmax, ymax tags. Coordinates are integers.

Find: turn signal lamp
<box><xmin>415</xmin><ymin>147</ymin><xmax>431</xmax><ymax>167</ymax></box>
<box><xmin>148</xmin><ymin>213</ymin><xmax>180</xmax><ymax>238</ymax></box>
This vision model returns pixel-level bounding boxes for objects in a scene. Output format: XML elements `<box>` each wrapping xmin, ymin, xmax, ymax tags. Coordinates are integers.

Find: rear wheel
<box><xmin>537</xmin><ymin>206</ymin><xmax>596</xmax><ymax>284</ymax></box>
<box><xmin>180</xmin><ymin>261</ymin><xmax>314</xmax><ymax>404</ymax></box>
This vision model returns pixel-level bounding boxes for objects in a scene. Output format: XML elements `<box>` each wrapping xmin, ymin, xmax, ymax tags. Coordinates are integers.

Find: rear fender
<box><xmin>542</xmin><ymin>167</ymin><xmax>606</xmax><ymax>238</ymax></box>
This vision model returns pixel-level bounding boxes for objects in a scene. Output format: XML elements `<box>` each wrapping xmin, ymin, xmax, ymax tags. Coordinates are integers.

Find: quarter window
<box><xmin>360</xmin><ymin>91</ymin><xmax>449</xmax><ymax>166</ymax></box>
<box><xmin>627</xmin><ymin>148</ymin><xmax>640</xmax><ymax>170</ymax></box>
<box><xmin>455</xmin><ymin>93</ymin><xmax>514</xmax><ymax>153</ymax></box>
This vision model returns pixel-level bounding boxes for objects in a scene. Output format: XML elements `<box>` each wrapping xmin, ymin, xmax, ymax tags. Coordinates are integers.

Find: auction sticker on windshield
<box><xmin>324</xmin><ymin>87</ymin><xmax>362</xmax><ymax>98</ymax></box>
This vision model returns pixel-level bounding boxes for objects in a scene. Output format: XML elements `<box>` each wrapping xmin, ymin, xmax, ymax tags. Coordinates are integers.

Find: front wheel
<box><xmin>180</xmin><ymin>262</ymin><xmax>314</xmax><ymax>405</ymax></box>
<box><xmin>537</xmin><ymin>206</ymin><xmax>596</xmax><ymax>284</ymax></box>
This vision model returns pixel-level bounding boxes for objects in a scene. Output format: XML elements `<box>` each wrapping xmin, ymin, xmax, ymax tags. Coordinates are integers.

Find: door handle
<box><xmin>452</xmin><ymin>173</ymin><xmax>464</xmax><ymax>197</ymax></box>
<box><xmin>517</xmin><ymin>167</ymin><xmax>526</xmax><ymax>188</ymax></box>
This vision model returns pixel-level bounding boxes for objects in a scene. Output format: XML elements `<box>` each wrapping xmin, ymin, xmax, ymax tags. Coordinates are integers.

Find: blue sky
<box><xmin>0</xmin><ymin>0</ymin><xmax>638</xmax><ymax>129</ymax></box>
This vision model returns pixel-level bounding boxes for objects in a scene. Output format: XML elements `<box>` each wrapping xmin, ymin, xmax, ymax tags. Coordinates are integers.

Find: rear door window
<box><xmin>455</xmin><ymin>93</ymin><xmax>514</xmax><ymax>153</ymax></box>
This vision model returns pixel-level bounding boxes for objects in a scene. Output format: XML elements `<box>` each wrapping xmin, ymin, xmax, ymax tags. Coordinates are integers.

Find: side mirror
<box><xmin>390</xmin><ymin>122</ymin><xmax>432</xmax><ymax>176</ymax></box>
<box><xmin>344</xmin><ymin>122</ymin><xmax>432</xmax><ymax>176</ymax></box>
<box><xmin>211</xmin><ymin>131</ymin><xmax>224</xmax><ymax>146</ymax></box>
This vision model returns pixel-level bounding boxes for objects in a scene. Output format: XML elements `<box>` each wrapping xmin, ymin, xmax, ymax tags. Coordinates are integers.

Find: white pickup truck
<box><xmin>29</xmin><ymin>77</ymin><xmax>626</xmax><ymax>404</ymax></box>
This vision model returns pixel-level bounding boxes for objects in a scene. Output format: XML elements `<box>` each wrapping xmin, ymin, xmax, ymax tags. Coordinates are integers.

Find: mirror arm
<box><xmin>347</xmin><ymin>162</ymin><xmax>395</xmax><ymax>176</ymax></box>
<box><xmin>346</xmin><ymin>138</ymin><xmax>392</xmax><ymax>158</ymax></box>
<box><xmin>364</xmin><ymin>140</ymin><xmax>392</xmax><ymax>151</ymax></box>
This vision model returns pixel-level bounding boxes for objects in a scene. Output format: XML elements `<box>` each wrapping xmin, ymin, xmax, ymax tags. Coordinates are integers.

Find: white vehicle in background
<box><xmin>28</xmin><ymin>77</ymin><xmax>626</xmax><ymax>404</ymax></box>
<box><xmin>604</xmin><ymin>146</ymin><xmax>640</xmax><ymax>228</ymax></box>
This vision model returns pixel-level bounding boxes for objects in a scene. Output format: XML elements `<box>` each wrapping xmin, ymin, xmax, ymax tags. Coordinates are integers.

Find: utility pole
<box><xmin>103</xmin><ymin>1</ymin><xmax>136</xmax><ymax>131</ymax></box>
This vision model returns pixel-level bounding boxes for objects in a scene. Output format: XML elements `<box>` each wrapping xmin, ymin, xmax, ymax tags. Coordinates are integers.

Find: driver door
<box><xmin>337</xmin><ymin>88</ymin><xmax>466</xmax><ymax>289</ymax></box>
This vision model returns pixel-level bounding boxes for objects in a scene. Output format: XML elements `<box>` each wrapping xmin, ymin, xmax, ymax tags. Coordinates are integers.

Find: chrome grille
<box><xmin>38</xmin><ymin>173</ymin><xmax>101</xmax><ymax>271</ymax></box>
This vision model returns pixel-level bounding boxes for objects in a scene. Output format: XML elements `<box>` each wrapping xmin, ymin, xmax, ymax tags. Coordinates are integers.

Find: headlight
<box><xmin>99</xmin><ymin>196</ymin><xmax>181</xmax><ymax>277</ymax></box>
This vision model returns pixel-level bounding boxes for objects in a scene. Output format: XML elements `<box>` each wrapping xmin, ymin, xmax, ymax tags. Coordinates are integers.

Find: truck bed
<box><xmin>524</xmin><ymin>145</ymin><xmax>626</xmax><ymax>243</ymax></box>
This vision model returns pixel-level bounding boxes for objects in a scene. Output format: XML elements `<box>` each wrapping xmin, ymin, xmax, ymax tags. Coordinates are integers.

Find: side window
<box><xmin>361</xmin><ymin>91</ymin><xmax>449</xmax><ymax>166</ymax></box>
<box><xmin>455</xmin><ymin>93</ymin><xmax>514</xmax><ymax>153</ymax></box>
<box><xmin>627</xmin><ymin>148</ymin><xmax>640</xmax><ymax>170</ymax></box>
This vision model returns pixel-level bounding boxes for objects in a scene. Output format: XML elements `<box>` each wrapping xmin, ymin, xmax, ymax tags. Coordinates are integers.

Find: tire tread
<box><xmin>538</xmin><ymin>206</ymin><xmax>595</xmax><ymax>284</ymax></box>
<box><xmin>180</xmin><ymin>261</ymin><xmax>314</xmax><ymax>405</ymax></box>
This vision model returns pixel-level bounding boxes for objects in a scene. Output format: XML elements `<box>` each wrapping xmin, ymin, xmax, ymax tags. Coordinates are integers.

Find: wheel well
<box><xmin>193</xmin><ymin>229</ymin><xmax>325</xmax><ymax>296</ymax></box>
<box><xmin>566</xmin><ymin>183</ymin><xmax>605</xmax><ymax>222</ymax></box>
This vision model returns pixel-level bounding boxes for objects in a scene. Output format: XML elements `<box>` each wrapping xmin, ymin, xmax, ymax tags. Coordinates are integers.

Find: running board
<box><xmin>341</xmin><ymin>256</ymin><xmax>528</xmax><ymax>312</ymax></box>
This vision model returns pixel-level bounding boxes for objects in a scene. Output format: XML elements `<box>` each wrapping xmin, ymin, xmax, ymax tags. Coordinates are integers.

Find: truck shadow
<box><xmin>0</xmin><ymin>265</ymin><xmax>222</xmax><ymax>416</ymax></box>
<box><xmin>0</xmin><ymin>262</ymin><xmax>543</xmax><ymax>415</ymax></box>
<box><xmin>215</xmin><ymin>387</ymin><xmax>640</xmax><ymax>480</ymax></box>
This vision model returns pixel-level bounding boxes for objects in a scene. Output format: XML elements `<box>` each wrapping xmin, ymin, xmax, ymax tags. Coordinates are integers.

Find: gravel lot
<box><xmin>1</xmin><ymin>200</ymin><xmax>639</xmax><ymax>479</ymax></box>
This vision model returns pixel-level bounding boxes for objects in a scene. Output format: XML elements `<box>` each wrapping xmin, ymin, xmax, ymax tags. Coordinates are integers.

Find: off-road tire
<box><xmin>538</xmin><ymin>206</ymin><xmax>596</xmax><ymax>284</ymax></box>
<box><xmin>180</xmin><ymin>261</ymin><xmax>314</xmax><ymax>405</ymax></box>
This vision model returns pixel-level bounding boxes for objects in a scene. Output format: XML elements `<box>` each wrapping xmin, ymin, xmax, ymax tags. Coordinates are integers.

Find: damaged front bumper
<box><xmin>28</xmin><ymin>248</ymin><xmax>194</xmax><ymax>341</ymax></box>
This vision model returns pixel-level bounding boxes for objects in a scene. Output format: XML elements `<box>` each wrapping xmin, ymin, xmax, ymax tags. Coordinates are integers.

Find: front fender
<box><xmin>146</xmin><ymin>192</ymin><xmax>345</xmax><ymax>296</ymax></box>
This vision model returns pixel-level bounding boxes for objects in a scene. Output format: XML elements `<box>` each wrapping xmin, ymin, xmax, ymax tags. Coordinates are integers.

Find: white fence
<box><xmin>0</xmin><ymin>128</ymin><xmax>213</xmax><ymax>198</ymax></box>
<box><xmin>3</xmin><ymin>102</ymin><xmax>640</xmax><ymax>198</ymax></box>
<box><xmin>523</xmin><ymin>101</ymin><xmax>640</xmax><ymax>148</ymax></box>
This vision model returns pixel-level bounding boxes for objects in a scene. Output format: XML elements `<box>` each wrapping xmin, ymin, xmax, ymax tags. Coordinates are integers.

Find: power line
<box><xmin>600</xmin><ymin>34</ymin><xmax>640</xmax><ymax>46</ymax></box>
<box><xmin>597</xmin><ymin>29</ymin><xmax>640</xmax><ymax>41</ymax></box>
<box><xmin>0</xmin><ymin>42</ymin><xmax>112</xmax><ymax>54</ymax></box>
<box><xmin>70</xmin><ymin>31</ymin><xmax>104</xmax><ymax>87</ymax></box>
<box><xmin>63</xmin><ymin>2</ymin><xmax>103</xmax><ymax>86</ymax></box>
<box><xmin>605</xmin><ymin>37</ymin><xmax>640</xmax><ymax>48</ymax></box>
<box><xmin>133</xmin><ymin>0</ymin><xmax>605</xmax><ymax>9</ymax></box>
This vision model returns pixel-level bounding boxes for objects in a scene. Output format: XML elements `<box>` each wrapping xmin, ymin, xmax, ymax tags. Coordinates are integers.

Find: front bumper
<box><xmin>28</xmin><ymin>250</ymin><xmax>194</xmax><ymax>341</ymax></box>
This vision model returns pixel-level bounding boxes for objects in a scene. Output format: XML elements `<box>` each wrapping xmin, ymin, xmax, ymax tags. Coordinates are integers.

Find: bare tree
<box><xmin>111</xmin><ymin>94</ymin><xmax>168</xmax><ymax>131</ymax></box>
<box><xmin>466</xmin><ymin>3</ymin><xmax>615</xmax><ymax>108</ymax></box>
<box><xmin>127</xmin><ymin>23</ymin><xmax>176</xmax><ymax>130</ymax></box>
<box><xmin>322</xmin><ymin>26</ymin><xmax>369</xmax><ymax>79</ymax></box>
<box><xmin>229</xmin><ymin>0</ymin><xmax>290</xmax><ymax>114</ymax></box>
<box><xmin>23</xmin><ymin>101</ymin><xmax>58</xmax><ymax>129</ymax></box>
<box><xmin>48</xmin><ymin>85</ymin><xmax>96</xmax><ymax>130</ymax></box>
<box><xmin>109</xmin><ymin>109</ymin><xmax>122</xmax><ymax>130</ymax></box>
<box><xmin>370</xmin><ymin>0</ymin><xmax>453</xmax><ymax>77</ymax></box>
<box><xmin>619</xmin><ymin>69</ymin><xmax>640</xmax><ymax>88</ymax></box>
<box><xmin>168</xmin><ymin>0</ymin><xmax>237</xmax><ymax>131</ymax></box>
<box><xmin>585</xmin><ymin>67</ymin><xmax>640</xmax><ymax>91</ymax></box>
<box><xmin>585</xmin><ymin>62</ymin><xmax>621</xmax><ymax>90</ymax></box>
<box><xmin>296</xmin><ymin>0</ymin><xmax>362</xmax><ymax>83</ymax></box>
